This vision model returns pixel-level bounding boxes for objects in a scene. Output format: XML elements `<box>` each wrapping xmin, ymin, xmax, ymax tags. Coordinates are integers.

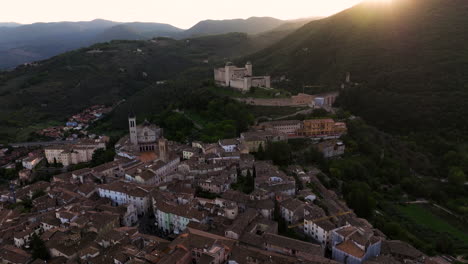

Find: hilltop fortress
<box><xmin>214</xmin><ymin>62</ymin><xmax>271</xmax><ymax>91</ymax></box>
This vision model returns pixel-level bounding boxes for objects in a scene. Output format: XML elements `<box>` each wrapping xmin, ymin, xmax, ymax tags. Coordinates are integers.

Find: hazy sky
<box><xmin>1</xmin><ymin>0</ymin><xmax>364</xmax><ymax>29</ymax></box>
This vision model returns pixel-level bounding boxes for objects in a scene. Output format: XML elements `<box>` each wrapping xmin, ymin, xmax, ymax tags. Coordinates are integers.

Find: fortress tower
<box><xmin>245</xmin><ymin>61</ymin><xmax>253</xmax><ymax>76</ymax></box>
<box><xmin>128</xmin><ymin>114</ymin><xmax>138</xmax><ymax>146</ymax></box>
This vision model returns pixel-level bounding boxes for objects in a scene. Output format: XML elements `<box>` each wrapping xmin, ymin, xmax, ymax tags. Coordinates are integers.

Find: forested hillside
<box><xmin>249</xmin><ymin>0</ymin><xmax>468</xmax><ymax>136</ymax></box>
<box><xmin>0</xmin><ymin>32</ymin><xmax>288</xmax><ymax>142</ymax></box>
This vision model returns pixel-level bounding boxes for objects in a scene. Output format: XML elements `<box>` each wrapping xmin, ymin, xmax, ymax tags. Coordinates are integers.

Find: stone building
<box><xmin>44</xmin><ymin>138</ymin><xmax>107</xmax><ymax>166</ymax></box>
<box><xmin>298</xmin><ymin>119</ymin><xmax>347</xmax><ymax>138</ymax></box>
<box><xmin>316</xmin><ymin>140</ymin><xmax>346</xmax><ymax>158</ymax></box>
<box><xmin>259</xmin><ymin>120</ymin><xmax>303</xmax><ymax>135</ymax></box>
<box><xmin>128</xmin><ymin>114</ymin><xmax>162</xmax><ymax>152</ymax></box>
<box><xmin>331</xmin><ymin>225</ymin><xmax>382</xmax><ymax>264</ymax></box>
<box><xmin>214</xmin><ymin>62</ymin><xmax>271</xmax><ymax>91</ymax></box>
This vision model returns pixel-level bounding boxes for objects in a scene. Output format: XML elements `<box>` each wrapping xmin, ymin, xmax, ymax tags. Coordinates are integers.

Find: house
<box><xmin>304</xmin><ymin>205</ymin><xmax>335</xmax><ymax>246</ymax></box>
<box><xmin>279</xmin><ymin>198</ymin><xmax>306</xmax><ymax>225</ymax></box>
<box><xmin>160</xmin><ymin>228</ymin><xmax>235</xmax><ymax>264</ymax></box>
<box><xmin>197</xmin><ymin>175</ymin><xmax>230</xmax><ymax>194</ymax></box>
<box><xmin>225</xmin><ymin>209</ymin><xmax>258</xmax><ymax>240</ymax></box>
<box><xmin>97</xmin><ymin>181</ymin><xmax>152</xmax><ymax>215</ymax></box>
<box><xmin>21</xmin><ymin>155</ymin><xmax>43</xmax><ymax>170</ymax></box>
<box><xmin>219</xmin><ymin>138</ymin><xmax>239</xmax><ymax>153</ymax></box>
<box><xmin>263</xmin><ymin>233</ymin><xmax>323</xmax><ymax>260</ymax></box>
<box><xmin>125</xmin><ymin>156</ymin><xmax>180</xmax><ymax>185</ymax></box>
<box><xmin>18</xmin><ymin>169</ymin><xmax>32</xmax><ymax>182</ymax></box>
<box><xmin>317</xmin><ymin>140</ymin><xmax>345</xmax><ymax>158</ymax></box>
<box><xmin>0</xmin><ymin>245</ymin><xmax>31</xmax><ymax>264</ymax></box>
<box><xmin>380</xmin><ymin>240</ymin><xmax>425</xmax><ymax>262</ymax></box>
<box><xmin>182</xmin><ymin>147</ymin><xmax>200</xmax><ymax>160</ymax></box>
<box><xmin>153</xmin><ymin>200</ymin><xmax>208</xmax><ymax>235</ymax></box>
<box><xmin>331</xmin><ymin>225</ymin><xmax>382</xmax><ymax>264</ymax></box>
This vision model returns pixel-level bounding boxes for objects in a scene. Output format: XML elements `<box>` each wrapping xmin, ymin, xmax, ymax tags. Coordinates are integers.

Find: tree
<box><xmin>30</xmin><ymin>233</ymin><xmax>50</xmax><ymax>260</ymax></box>
<box><xmin>344</xmin><ymin>182</ymin><xmax>376</xmax><ymax>218</ymax></box>
<box><xmin>265</xmin><ymin>141</ymin><xmax>292</xmax><ymax>166</ymax></box>
<box><xmin>435</xmin><ymin>233</ymin><xmax>454</xmax><ymax>254</ymax></box>
<box><xmin>243</xmin><ymin>170</ymin><xmax>255</xmax><ymax>194</ymax></box>
<box><xmin>91</xmin><ymin>148</ymin><xmax>116</xmax><ymax>167</ymax></box>
<box><xmin>257</xmin><ymin>143</ymin><xmax>265</xmax><ymax>159</ymax></box>
<box><xmin>448</xmin><ymin>167</ymin><xmax>466</xmax><ymax>186</ymax></box>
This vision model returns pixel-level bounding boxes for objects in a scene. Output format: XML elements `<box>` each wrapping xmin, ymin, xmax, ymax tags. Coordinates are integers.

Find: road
<box><xmin>255</xmin><ymin>108</ymin><xmax>314</xmax><ymax>124</ymax></box>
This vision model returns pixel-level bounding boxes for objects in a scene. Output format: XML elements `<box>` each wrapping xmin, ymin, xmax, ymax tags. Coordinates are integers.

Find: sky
<box><xmin>1</xmin><ymin>0</ymin><xmax>364</xmax><ymax>29</ymax></box>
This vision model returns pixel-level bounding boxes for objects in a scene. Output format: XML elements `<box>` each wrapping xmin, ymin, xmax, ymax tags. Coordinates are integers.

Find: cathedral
<box><xmin>128</xmin><ymin>114</ymin><xmax>162</xmax><ymax>152</ymax></box>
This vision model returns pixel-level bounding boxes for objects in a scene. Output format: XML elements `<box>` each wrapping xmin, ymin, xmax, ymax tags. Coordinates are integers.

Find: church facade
<box><xmin>128</xmin><ymin>115</ymin><xmax>162</xmax><ymax>152</ymax></box>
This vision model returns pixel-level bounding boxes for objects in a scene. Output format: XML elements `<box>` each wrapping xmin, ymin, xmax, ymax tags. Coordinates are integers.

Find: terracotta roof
<box><xmin>261</xmin><ymin>120</ymin><xmax>302</xmax><ymax>126</ymax></box>
<box><xmin>335</xmin><ymin>239</ymin><xmax>365</xmax><ymax>258</ymax></box>
<box><xmin>0</xmin><ymin>245</ymin><xmax>31</xmax><ymax>264</ymax></box>
<box><xmin>381</xmin><ymin>240</ymin><xmax>423</xmax><ymax>259</ymax></box>
<box><xmin>263</xmin><ymin>233</ymin><xmax>322</xmax><ymax>255</ymax></box>
<box><xmin>280</xmin><ymin>198</ymin><xmax>305</xmax><ymax>213</ymax></box>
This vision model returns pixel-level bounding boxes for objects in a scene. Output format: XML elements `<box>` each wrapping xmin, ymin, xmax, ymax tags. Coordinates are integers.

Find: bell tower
<box><xmin>128</xmin><ymin>114</ymin><xmax>138</xmax><ymax>146</ymax></box>
<box><xmin>158</xmin><ymin>138</ymin><xmax>168</xmax><ymax>162</ymax></box>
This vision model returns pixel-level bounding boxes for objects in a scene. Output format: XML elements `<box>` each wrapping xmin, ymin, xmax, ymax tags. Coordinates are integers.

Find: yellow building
<box><xmin>298</xmin><ymin>119</ymin><xmax>347</xmax><ymax>137</ymax></box>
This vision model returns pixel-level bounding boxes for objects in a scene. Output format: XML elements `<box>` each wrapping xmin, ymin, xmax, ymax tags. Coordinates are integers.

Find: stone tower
<box><xmin>346</xmin><ymin>72</ymin><xmax>351</xmax><ymax>83</ymax></box>
<box><xmin>224</xmin><ymin>62</ymin><xmax>234</xmax><ymax>87</ymax></box>
<box><xmin>128</xmin><ymin>114</ymin><xmax>138</xmax><ymax>146</ymax></box>
<box><xmin>245</xmin><ymin>61</ymin><xmax>253</xmax><ymax>76</ymax></box>
<box><xmin>158</xmin><ymin>138</ymin><xmax>168</xmax><ymax>162</ymax></box>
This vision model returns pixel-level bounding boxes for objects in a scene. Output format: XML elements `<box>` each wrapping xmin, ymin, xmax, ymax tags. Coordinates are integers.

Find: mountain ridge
<box><xmin>0</xmin><ymin>17</ymin><xmax>315</xmax><ymax>70</ymax></box>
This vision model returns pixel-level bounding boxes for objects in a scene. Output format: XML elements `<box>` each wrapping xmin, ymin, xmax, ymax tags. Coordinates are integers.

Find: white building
<box><xmin>125</xmin><ymin>155</ymin><xmax>180</xmax><ymax>185</ymax></box>
<box><xmin>303</xmin><ymin>205</ymin><xmax>336</xmax><ymax>246</ymax></box>
<box><xmin>153</xmin><ymin>200</ymin><xmax>207</xmax><ymax>235</ymax></box>
<box><xmin>219</xmin><ymin>138</ymin><xmax>239</xmax><ymax>153</ymax></box>
<box><xmin>21</xmin><ymin>156</ymin><xmax>43</xmax><ymax>170</ymax></box>
<box><xmin>214</xmin><ymin>62</ymin><xmax>271</xmax><ymax>91</ymax></box>
<box><xmin>279</xmin><ymin>198</ymin><xmax>305</xmax><ymax>225</ymax></box>
<box><xmin>44</xmin><ymin>138</ymin><xmax>106</xmax><ymax>166</ymax></box>
<box><xmin>97</xmin><ymin>181</ymin><xmax>151</xmax><ymax>215</ymax></box>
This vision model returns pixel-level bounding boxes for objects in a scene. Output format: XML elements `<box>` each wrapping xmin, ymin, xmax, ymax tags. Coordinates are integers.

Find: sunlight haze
<box><xmin>1</xmin><ymin>0</ymin><xmax>363</xmax><ymax>28</ymax></box>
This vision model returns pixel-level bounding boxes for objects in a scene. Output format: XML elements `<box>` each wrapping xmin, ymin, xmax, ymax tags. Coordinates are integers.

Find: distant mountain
<box><xmin>0</xmin><ymin>17</ymin><xmax>301</xmax><ymax>69</ymax></box>
<box><xmin>270</xmin><ymin>17</ymin><xmax>322</xmax><ymax>32</ymax></box>
<box><xmin>181</xmin><ymin>17</ymin><xmax>285</xmax><ymax>37</ymax></box>
<box><xmin>94</xmin><ymin>22</ymin><xmax>183</xmax><ymax>42</ymax></box>
<box><xmin>0</xmin><ymin>19</ymin><xmax>121</xmax><ymax>69</ymax></box>
<box><xmin>0</xmin><ymin>22</ymin><xmax>22</xmax><ymax>28</ymax></box>
<box><xmin>0</xmin><ymin>19</ymin><xmax>184</xmax><ymax>69</ymax></box>
<box><xmin>249</xmin><ymin>0</ymin><xmax>468</xmax><ymax>135</ymax></box>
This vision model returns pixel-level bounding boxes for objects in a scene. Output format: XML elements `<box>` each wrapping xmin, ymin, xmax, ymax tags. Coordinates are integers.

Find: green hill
<box><xmin>249</xmin><ymin>0</ymin><xmax>468</xmax><ymax>135</ymax></box>
<box><xmin>181</xmin><ymin>17</ymin><xmax>285</xmax><ymax>38</ymax></box>
<box><xmin>0</xmin><ymin>32</ymin><xmax>289</xmax><ymax>142</ymax></box>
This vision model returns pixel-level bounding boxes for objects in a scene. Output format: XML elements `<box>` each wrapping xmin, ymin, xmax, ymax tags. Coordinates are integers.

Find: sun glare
<box><xmin>368</xmin><ymin>0</ymin><xmax>393</xmax><ymax>3</ymax></box>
